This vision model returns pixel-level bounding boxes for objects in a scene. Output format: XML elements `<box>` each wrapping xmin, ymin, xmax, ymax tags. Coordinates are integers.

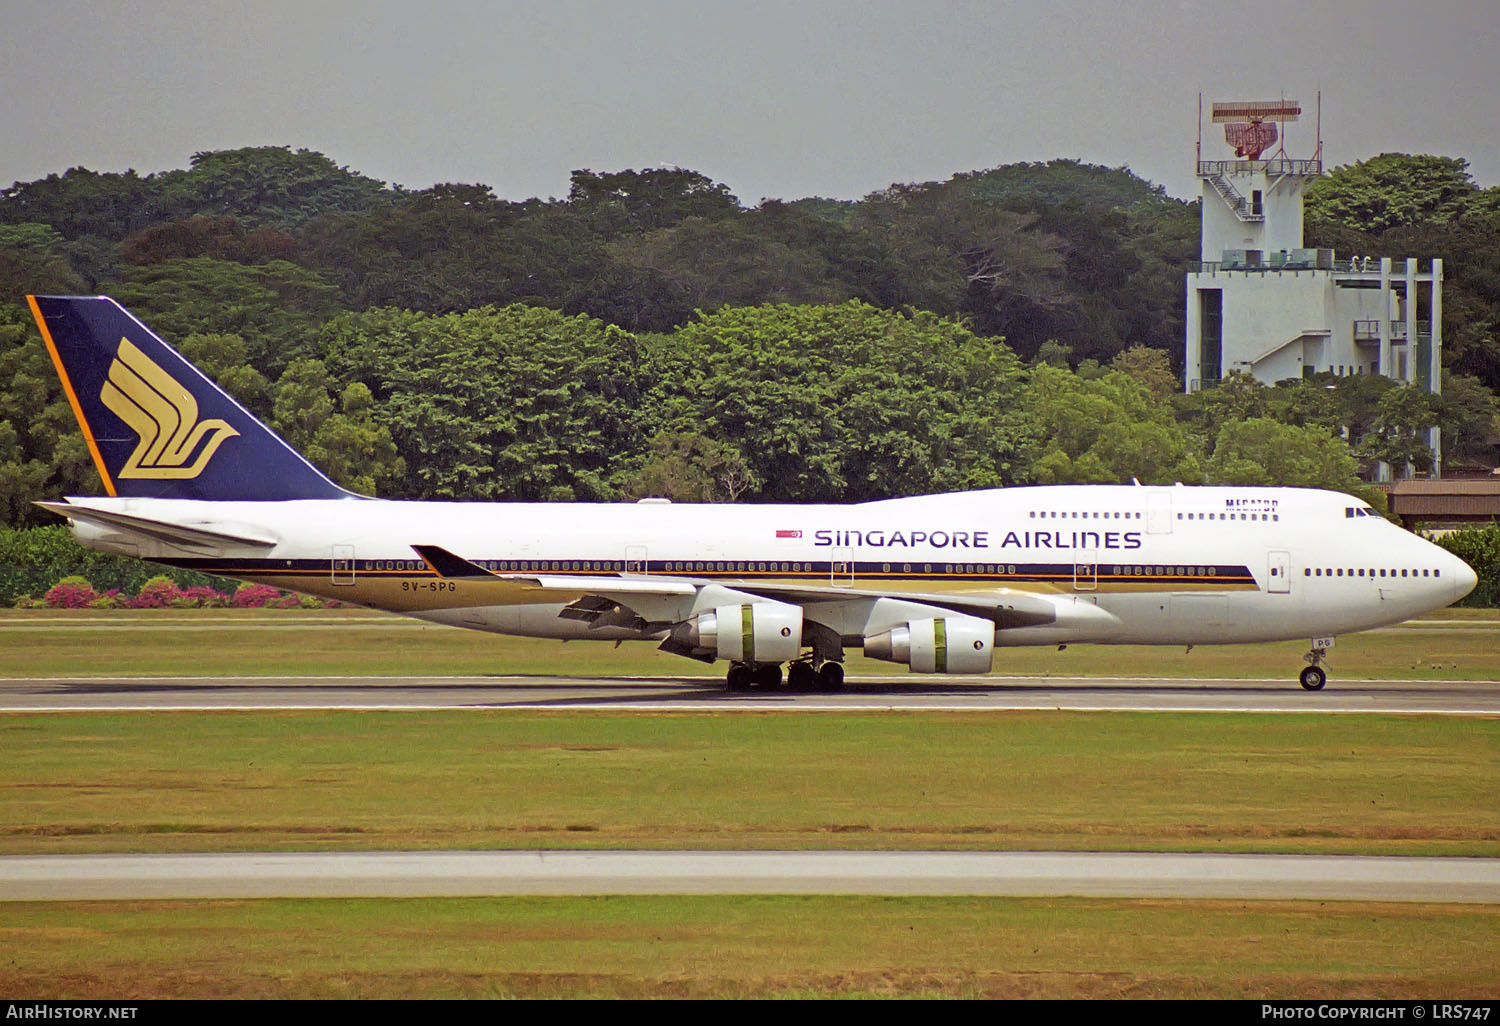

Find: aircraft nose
<box><xmin>1447</xmin><ymin>551</ymin><xmax>1479</xmax><ymax>604</ymax></box>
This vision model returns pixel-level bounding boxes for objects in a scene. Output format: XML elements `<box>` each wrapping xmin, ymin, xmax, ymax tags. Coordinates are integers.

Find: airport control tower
<box><xmin>1183</xmin><ymin>96</ymin><xmax>1443</xmax><ymax>477</ymax></box>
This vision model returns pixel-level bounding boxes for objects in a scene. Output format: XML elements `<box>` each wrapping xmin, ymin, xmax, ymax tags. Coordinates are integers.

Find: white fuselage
<box><xmin>60</xmin><ymin>484</ymin><xmax>1476</xmax><ymax>658</ymax></box>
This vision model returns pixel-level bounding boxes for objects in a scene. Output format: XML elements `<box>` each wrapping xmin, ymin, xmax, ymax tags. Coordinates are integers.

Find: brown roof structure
<box><xmin>1386</xmin><ymin>478</ymin><xmax>1500</xmax><ymax>528</ymax></box>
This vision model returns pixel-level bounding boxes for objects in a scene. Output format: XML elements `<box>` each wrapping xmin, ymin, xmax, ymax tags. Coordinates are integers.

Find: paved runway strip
<box><xmin>4</xmin><ymin>674</ymin><xmax>1500</xmax><ymax>713</ymax></box>
<box><xmin>4</xmin><ymin>850</ymin><xmax>1499</xmax><ymax>902</ymax></box>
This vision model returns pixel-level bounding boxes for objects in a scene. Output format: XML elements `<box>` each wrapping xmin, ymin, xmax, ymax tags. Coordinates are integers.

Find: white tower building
<box><xmin>1183</xmin><ymin>97</ymin><xmax>1443</xmax><ymax>477</ymax></box>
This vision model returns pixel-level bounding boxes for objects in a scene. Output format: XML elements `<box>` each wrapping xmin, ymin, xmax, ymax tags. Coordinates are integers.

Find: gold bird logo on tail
<box><xmin>100</xmin><ymin>338</ymin><xmax>239</xmax><ymax>479</ymax></box>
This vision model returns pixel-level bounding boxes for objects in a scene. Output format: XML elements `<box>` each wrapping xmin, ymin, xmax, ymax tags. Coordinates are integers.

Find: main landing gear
<box><xmin>727</xmin><ymin>660</ymin><xmax>844</xmax><ymax>692</ymax></box>
<box><xmin>1299</xmin><ymin>637</ymin><xmax>1334</xmax><ymax>690</ymax></box>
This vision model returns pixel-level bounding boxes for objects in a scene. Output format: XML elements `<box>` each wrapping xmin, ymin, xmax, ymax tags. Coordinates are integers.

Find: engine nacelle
<box><xmin>677</xmin><ymin>601</ymin><xmax>803</xmax><ymax>664</ymax></box>
<box><xmin>863</xmin><ymin>616</ymin><xmax>995</xmax><ymax>674</ymax></box>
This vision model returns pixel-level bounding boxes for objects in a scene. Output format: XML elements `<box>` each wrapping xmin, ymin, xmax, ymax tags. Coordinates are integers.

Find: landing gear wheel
<box><xmin>726</xmin><ymin>663</ymin><xmax>753</xmax><ymax>690</ymax></box>
<box><xmin>753</xmin><ymin>664</ymin><xmax>784</xmax><ymax>688</ymax></box>
<box><xmin>786</xmin><ymin>662</ymin><xmax>817</xmax><ymax>692</ymax></box>
<box><xmin>816</xmin><ymin>662</ymin><xmax>845</xmax><ymax>692</ymax></box>
<box><xmin>1299</xmin><ymin>665</ymin><xmax>1327</xmax><ymax>691</ymax></box>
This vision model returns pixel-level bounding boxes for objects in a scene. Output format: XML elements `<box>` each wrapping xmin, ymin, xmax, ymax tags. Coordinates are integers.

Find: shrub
<box><xmin>129</xmin><ymin>576</ymin><xmax>182</xmax><ymax>609</ymax></box>
<box><xmin>44</xmin><ymin>576</ymin><xmax>100</xmax><ymax>609</ymax></box>
<box><xmin>230</xmin><ymin>583</ymin><xmax>282</xmax><ymax>608</ymax></box>
<box><xmin>171</xmin><ymin>585</ymin><xmax>230</xmax><ymax>608</ymax></box>
<box><xmin>1436</xmin><ymin>524</ymin><xmax>1500</xmax><ymax>608</ymax></box>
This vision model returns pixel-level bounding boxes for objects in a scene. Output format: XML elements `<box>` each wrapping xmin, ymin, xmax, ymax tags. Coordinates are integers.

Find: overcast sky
<box><xmin>2</xmin><ymin>0</ymin><xmax>1496</xmax><ymax>204</ymax></box>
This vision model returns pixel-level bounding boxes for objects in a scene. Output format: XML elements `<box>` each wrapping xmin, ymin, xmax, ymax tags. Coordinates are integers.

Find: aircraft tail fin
<box><xmin>28</xmin><ymin>295</ymin><xmax>353</xmax><ymax>501</ymax></box>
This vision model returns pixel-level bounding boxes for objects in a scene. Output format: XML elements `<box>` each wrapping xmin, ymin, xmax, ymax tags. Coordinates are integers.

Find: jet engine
<box><xmin>676</xmin><ymin>601</ymin><xmax>803</xmax><ymax>664</ymax></box>
<box><xmin>862</xmin><ymin>615</ymin><xmax>995</xmax><ymax>674</ymax></box>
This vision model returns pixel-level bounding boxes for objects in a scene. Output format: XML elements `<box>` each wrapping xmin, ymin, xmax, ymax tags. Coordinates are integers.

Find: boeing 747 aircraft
<box><xmin>29</xmin><ymin>295</ymin><xmax>1477</xmax><ymax>691</ymax></box>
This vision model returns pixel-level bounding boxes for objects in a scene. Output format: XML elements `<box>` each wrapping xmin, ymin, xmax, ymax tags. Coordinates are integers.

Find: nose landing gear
<box><xmin>1299</xmin><ymin>638</ymin><xmax>1334</xmax><ymax>690</ymax></box>
<box><xmin>1298</xmin><ymin>664</ymin><xmax>1327</xmax><ymax>691</ymax></box>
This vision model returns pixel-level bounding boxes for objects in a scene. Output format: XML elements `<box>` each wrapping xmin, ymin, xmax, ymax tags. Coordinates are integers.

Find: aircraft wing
<box><xmin>412</xmin><ymin>545</ymin><xmax>699</xmax><ymax>633</ymax></box>
<box><xmin>412</xmin><ymin>545</ymin><xmax>1060</xmax><ymax>632</ymax></box>
<box><xmin>412</xmin><ymin>545</ymin><xmax>695</xmax><ymax>595</ymax></box>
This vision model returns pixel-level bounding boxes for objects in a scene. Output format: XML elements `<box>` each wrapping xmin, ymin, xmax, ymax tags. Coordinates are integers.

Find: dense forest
<box><xmin>2</xmin><ymin>146</ymin><xmax>1498</xmax><ymax>527</ymax></box>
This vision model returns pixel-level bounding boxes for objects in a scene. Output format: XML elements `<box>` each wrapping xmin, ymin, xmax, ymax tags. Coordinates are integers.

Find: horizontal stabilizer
<box><xmin>37</xmin><ymin>500</ymin><xmax>277</xmax><ymax>550</ymax></box>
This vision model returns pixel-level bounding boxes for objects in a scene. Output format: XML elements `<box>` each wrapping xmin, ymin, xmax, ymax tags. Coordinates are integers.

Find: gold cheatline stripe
<box><xmin>27</xmin><ymin>296</ymin><xmax>117</xmax><ymax>497</ymax></box>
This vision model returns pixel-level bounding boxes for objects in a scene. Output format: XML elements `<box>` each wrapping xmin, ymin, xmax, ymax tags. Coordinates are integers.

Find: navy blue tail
<box><xmin>30</xmin><ymin>295</ymin><xmax>352</xmax><ymax>501</ymax></box>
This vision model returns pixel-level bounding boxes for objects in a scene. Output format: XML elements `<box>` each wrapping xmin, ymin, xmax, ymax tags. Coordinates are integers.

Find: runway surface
<box><xmin>5</xmin><ymin>850</ymin><xmax>1499</xmax><ymax>902</ymax></box>
<box><xmin>3</xmin><ymin>673</ymin><xmax>1500</xmax><ymax>713</ymax></box>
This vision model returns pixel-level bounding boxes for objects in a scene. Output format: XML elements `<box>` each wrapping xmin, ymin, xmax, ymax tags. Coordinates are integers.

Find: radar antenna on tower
<box><xmin>1212</xmin><ymin>100</ymin><xmax>1299</xmax><ymax>160</ymax></box>
<box><xmin>1196</xmin><ymin>92</ymin><xmax>1322</xmax><ymax>170</ymax></box>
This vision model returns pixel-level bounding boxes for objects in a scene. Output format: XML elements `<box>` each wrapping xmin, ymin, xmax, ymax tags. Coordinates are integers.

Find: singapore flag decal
<box><xmin>775</xmin><ymin>529</ymin><xmax>802</xmax><ymax>539</ymax></box>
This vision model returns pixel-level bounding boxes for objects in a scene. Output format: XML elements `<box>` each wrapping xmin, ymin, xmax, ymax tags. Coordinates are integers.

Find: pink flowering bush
<box><xmin>171</xmin><ymin>585</ymin><xmax>229</xmax><ymax>608</ymax></box>
<box><xmin>128</xmin><ymin>576</ymin><xmax>183</xmax><ymax>608</ymax></box>
<box><xmin>44</xmin><ymin>576</ymin><xmax>100</xmax><ymax>608</ymax></box>
<box><xmin>27</xmin><ymin>573</ymin><xmax>336</xmax><ymax>610</ymax></box>
<box><xmin>230</xmin><ymin>583</ymin><xmax>282</xmax><ymax>608</ymax></box>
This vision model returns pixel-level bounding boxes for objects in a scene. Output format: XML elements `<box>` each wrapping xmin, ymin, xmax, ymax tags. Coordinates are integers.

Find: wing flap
<box><xmin>727</xmin><ymin>580</ymin><xmax>1060</xmax><ymax>629</ymax></box>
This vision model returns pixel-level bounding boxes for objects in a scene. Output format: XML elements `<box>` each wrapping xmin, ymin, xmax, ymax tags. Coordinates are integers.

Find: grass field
<box><xmin>2</xmin><ymin>606</ymin><xmax>1498</xmax><ymax>680</ymax></box>
<box><xmin>2</xmin><ymin>710</ymin><xmax>1498</xmax><ymax>857</ymax></box>
<box><xmin>4</xmin><ymin>896</ymin><xmax>1498</xmax><ymax>999</ymax></box>
<box><xmin>2</xmin><ymin>608</ymin><xmax>1497</xmax><ymax>999</ymax></box>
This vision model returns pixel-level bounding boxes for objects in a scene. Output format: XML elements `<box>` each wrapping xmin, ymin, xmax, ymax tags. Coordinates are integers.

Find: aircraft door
<box><xmin>625</xmin><ymin>545</ymin><xmax>648</xmax><ymax>575</ymax></box>
<box><xmin>830</xmin><ymin>548</ymin><xmax>854</xmax><ymax>588</ymax></box>
<box><xmin>1147</xmin><ymin>492</ymin><xmax>1173</xmax><ymax>534</ymax></box>
<box><xmin>1072</xmin><ymin>548</ymin><xmax>1098</xmax><ymax>592</ymax></box>
<box><xmin>331</xmin><ymin>544</ymin><xmax>356</xmax><ymax>585</ymax></box>
<box><xmin>1268</xmin><ymin>550</ymin><xmax>1291</xmax><ymax>594</ymax></box>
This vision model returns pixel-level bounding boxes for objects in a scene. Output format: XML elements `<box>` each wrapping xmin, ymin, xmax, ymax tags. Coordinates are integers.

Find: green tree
<box><xmin>567</xmin><ymin>168</ymin><xmax>740</xmax><ymax>237</ymax></box>
<box><xmin>321</xmin><ymin>305</ymin><xmax>649</xmax><ymax>501</ymax></box>
<box><xmin>1204</xmin><ymin>418</ymin><xmax>1380</xmax><ymax>506</ymax></box>
<box><xmin>858</xmin><ymin>180</ymin><xmax>1069</xmax><ymax>343</ymax></box>
<box><xmin>1435</xmin><ymin>525</ymin><xmax>1500</xmax><ymax>607</ymax></box>
<box><xmin>120</xmin><ymin>215</ymin><xmax>296</xmax><ymax>265</ymax></box>
<box><xmin>1021</xmin><ymin>364</ymin><xmax>1202</xmax><ymax>484</ymax></box>
<box><xmin>659</xmin><ymin>303</ymin><xmax>1039</xmax><ymax>502</ymax></box>
<box><xmin>266</xmin><ymin>360</ymin><xmax>403</xmax><ymax>496</ymax></box>
<box><xmin>175</xmin><ymin>332</ymin><xmax>274</xmax><ymax>419</ymax></box>
<box><xmin>105</xmin><ymin>257</ymin><xmax>340</xmax><ymax>373</ymax></box>
<box><xmin>0</xmin><ymin>305</ymin><xmax>101</xmax><ymax>525</ymax></box>
<box><xmin>1354</xmin><ymin>384</ymin><xmax>1442</xmax><ymax>472</ymax></box>
<box><xmin>617</xmin><ymin>430</ymin><xmax>759</xmax><ymax>503</ymax></box>
<box><xmin>156</xmin><ymin>147</ymin><xmax>394</xmax><ymax>229</ymax></box>
<box><xmin>1109</xmin><ymin>345</ymin><xmax>1179</xmax><ymax>400</ymax></box>
<box><xmin>1305</xmin><ymin>155</ymin><xmax>1486</xmax><ymax>234</ymax></box>
<box><xmin>1439</xmin><ymin>371</ymin><xmax>1500</xmax><ymax>465</ymax></box>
